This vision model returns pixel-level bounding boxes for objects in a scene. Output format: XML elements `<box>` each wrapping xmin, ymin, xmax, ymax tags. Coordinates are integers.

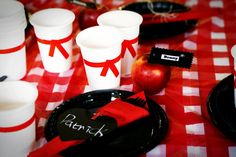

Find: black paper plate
<box><xmin>45</xmin><ymin>89</ymin><xmax>168</xmax><ymax>157</ymax></box>
<box><xmin>121</xmin><ymin>1</ymin><xmax>197</xmax><ymax>39</ymax></box>
<box><xmin>207</xmin><ymin>74</ymin><xmax>236</xmax><ymax>141</ymax></box>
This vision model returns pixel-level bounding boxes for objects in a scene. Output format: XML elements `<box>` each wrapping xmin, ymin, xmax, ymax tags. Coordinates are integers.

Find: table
<box><xmin>20</xmin><ymin>0</ymin><xmax>236</xmax><ymax>156</ymax></box>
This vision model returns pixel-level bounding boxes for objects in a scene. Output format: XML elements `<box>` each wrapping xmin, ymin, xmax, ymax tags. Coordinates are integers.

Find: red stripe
<box><xmin>0</xmin><ymin>41</ymin><xmax>26</xmax><ymax>54</ymax></box>
<box><xmin>0</xmin><ymin>114</ymin><xmax>35</xmax><ymax>132</ymax></box>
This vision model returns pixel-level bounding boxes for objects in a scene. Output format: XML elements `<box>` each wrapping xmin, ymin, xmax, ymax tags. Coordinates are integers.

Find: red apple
<box><xmin>78</xmin><ymin>7</ymin><xmax>107</xmax><ymax>30</ymax></box>
<box><xmin>131</xmin><ymin>54</ymin><xmax>171</xmax><ymax>95</ymax></box>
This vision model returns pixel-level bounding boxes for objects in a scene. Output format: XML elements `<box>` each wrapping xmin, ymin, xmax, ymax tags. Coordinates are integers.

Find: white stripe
<box><xmin>28</xmin><ymin>67</ymin><xmax>45</xmax><ymax>76</ymax></box>
<box><xmin>187</xmin><ymin>146</ymin><xmax>207</xmax><ymax>157</ymax></box>
<box><xmin>215</xmin><ymin>73</ymin><xmax>231</xmax><ymax>80</ymax></box>
<box><xmin>185</xmin><ymin>30</ymin><xmax>198</xmax><ymax>38</ymax></box>
<box><xmin>147</xmin><ymin>144</ymin><xmax>166</xmax><ymax>157</ymax></box>
<box><xmin>59</xmin><ymin>68</ymin><xmax>75</xmax><ymax>77</ymax></box>
<box><xmin>210</xmin><ymin>1</ymin><xmax>224</xmax><ymax>8</ymax></box>
<box><xmin>119</xmin><ymin>84</ymin><xmax>133</xmax><ymax>91</ymax></box>
<box><xmin>185</xmin><ymin>0</ymin><xmax>198</xmax><ymax>7</ymax></box>
<box><xmin>52</xmin><ymin>84</ymin><xmax>69</xmax><ymax>93</ymax></box>
<box><xmin>183</xmin><ymin>71</ymin><xmax>199</xmax><ymax>80</ymax></box>
<box><xmin>184</xmin><ymin>106</ymin><xmax>202</xmax><ymax>115</ymax></box>
<box><xmin>212</xmin><ymin>44</ymin><xmax>228</xmax><ymax>52</ymax></box>
<box><xmin>186</xmin><ymin>123</ymin><xmax>205</xmax><ymax>135</ymax></box>
<box><xmin>183</xmin><ymin>86</ymin><xmax>200</xmax><ymax>96</ymax></box>
<box><xmin>46</xmin><ymin>101</ymin><xmax>63</xmax><ymax>111</ymax></box>
<box><xmin>154</xmin><ymin>89</ymin><xmax>165</xmax><ymax>96</ymax></box>
<box><xmin>155</xmin><ymin>44</ymin><xmax>169</xmax><ymax>49</ymax></box>
<box><xmin>229</xmin><ymin>147</ymin><xmax>236</xmax><ymax>157</ymax></box>
<box><xmin>72</xmin><ymin>53</ymin><xmax>80</xmax><ymax>62</ymax></box>
<box><xmin>213</xmin><ymin>57</ymin><xmax>230</xmax><ymax>66</ymax></box>
<box><xmin>34</xmin><ymin>138</ymin><xmax>47</xmax><ymax>150</ymax></box>
<box><xmin>192</xmin><ymin>57</ymin><xmax>198</xmax><ymax>65</ymax></box>
<box><xmin>160</xmin><ymin>105</ymin><xmax>166</xmax><ymax>111</ymax></box>
<box><xmin>211</xmin><ymin>32</ymin><xmax>226</xmax><ymax>39</ymax></box>
<box><xmin>35</xmin><ymin>54</ymin><xmax>42</xmax><ymax>62</ymax></box>
<box><xmin>183</xmin><ymin>40</ymin><xmax>197</xmax><ymax>50</ymax></box>
<box><xmin>212</xmin><ymin>17</ymin><xmax>225</xmax><ymax>27</ymax></box>
<box><xmin>38</xmin><ymin>118</ymin><xmax>47</xmax><ymax>127</ymax></box>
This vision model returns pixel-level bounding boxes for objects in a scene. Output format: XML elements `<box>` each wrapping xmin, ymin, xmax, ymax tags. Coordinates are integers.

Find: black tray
<box><xmin>207</xmin><ymin>74</ymin><xmax>236</xmax><ymax>141</ymax></box>
<box><xmin>122</xmin><ymin>1</ymin><xmax>197</xmax><ymax>40</ymax></box>
<box><xmin>45</xmin><ymin>89</ymin><xmax>168</xmax><ymax>157</ymax></box>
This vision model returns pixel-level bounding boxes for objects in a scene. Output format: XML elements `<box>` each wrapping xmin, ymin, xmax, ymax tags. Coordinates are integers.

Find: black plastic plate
<box><xmin>207</xmin><ymin>74</ymin><xmax>236</xmax><ymax>141</ymax></box>
<box><xmin>45</xmin><ymin>89</ymin><xmax>169</xmax><ymax>157</ymax></box>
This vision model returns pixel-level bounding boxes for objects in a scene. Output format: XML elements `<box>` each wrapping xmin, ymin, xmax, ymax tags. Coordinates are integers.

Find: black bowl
<box><xmin>45</xmin><ymin>89</ymin><xmax>169</xmax><ymax>157</ymax></box>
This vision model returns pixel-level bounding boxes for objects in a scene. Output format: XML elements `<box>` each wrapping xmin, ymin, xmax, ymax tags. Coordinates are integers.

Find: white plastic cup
<box><xmin>0</xmin><ymin>81</ymin><xmax>38</xmax><ymax>157</ymax></box>
<box><xmin>0</xmin><ymin>0</ymin><xmax>27</xmax><ymax>80</ymax></box>
<box><xmin>30</xmin><ymin>8</ymin><xmax>75</xmax><ymax>73</ymax></box>
<box><xmin>97</xmin><ymin>10</ymin><xmax>143</xmax><ymax>76</ymax></box>
<box><xmin>76</xmin><ymin>26</ymin><xmax>123</xmax><ymax>90</ymax></box>
<box><xmin>231</xmin><ymin>45</ymin><xmax>236</xmax><ymax>107</ymax></box>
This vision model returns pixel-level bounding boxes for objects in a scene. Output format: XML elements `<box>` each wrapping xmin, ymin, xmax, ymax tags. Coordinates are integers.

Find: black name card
<box><xmin>57</xmin><ymin>108</ymin><xmax>117</xmax><ymax>141</ymax></box>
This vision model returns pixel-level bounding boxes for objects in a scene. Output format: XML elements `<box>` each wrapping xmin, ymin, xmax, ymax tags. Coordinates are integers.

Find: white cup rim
<box><xmin>0</xmin><ymin>0</ymin><xmax>27</xmax><ymax>32</ymax></box>
<box><xmin>97</xmin><ymin>10</ymin><xmax>143</xmax><ymax>28</ymax></box>
<box><xmin>76</xmin><ymin>26</ymin><xmax>123</xmax><ymax>49</ymax></box>
<box><xmin>0</xmin><ymin>81</ymin><xmax>38</xmax><ymax>113</ymax></box>
<box><xmin>29</xmin><ymin>8</ymin><xmax>75</xmax><ymax>29</ymax></box>
<box><xmin>0</xmin><ymin>1</ymin><xmax>24</xmax><ymax>19</ymax></box>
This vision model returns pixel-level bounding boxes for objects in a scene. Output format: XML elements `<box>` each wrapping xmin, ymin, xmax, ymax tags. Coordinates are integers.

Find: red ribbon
<box><xmin>0</xmin><ymin>114</ymin><xmax>35</xmax><ymax>133</ymax></box>
<box><xmin>0</xmin><ymin>41</ymin><xmax>26</xmax><ymax>54</ymax></box>
<box><xmin>28</xmin><ymin>136</ymin><xmax>83</xmax><ymax>157</ymax></box>
<box><xmin>28</xmin><ymin>92</ymin><xmax>148</xmax><ymax>157</ymax></box>
<box><xmin>83</xmin><ymin>54</ymin><xmax>121</xmax><ymax>77</ymax></box>
<box><xmin>36</xmin><ymin>33</ymin><xmax>73</xmax><ymax>59</ymax></box>
<box><xmin>121</xmin><ymin>37</ymin><xmax>138</xmax><ymax>58</ymax></box>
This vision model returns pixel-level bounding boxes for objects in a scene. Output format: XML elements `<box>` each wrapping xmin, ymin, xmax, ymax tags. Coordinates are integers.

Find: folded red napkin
<box><xmin>28</xmin><ymin>92</ymin><xmax>149</xmax><ymax>157</ymax></box>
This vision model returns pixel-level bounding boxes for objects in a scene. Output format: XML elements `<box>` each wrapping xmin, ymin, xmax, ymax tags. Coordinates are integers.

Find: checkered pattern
<box><xmin>20</xmin><ymin>0</ymin><xmax>236</xmax><ymax>156</ymax></box>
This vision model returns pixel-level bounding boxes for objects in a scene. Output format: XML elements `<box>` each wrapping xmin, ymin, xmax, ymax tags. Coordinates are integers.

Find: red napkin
<box><xmin>28</xmin><ymin>92</ymin><xmax>149</xmax><ymax>157</ymax></box>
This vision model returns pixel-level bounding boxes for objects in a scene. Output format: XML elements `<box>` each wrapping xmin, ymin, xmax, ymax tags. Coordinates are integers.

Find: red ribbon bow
<box><xmin>0</xmin><ymin>114</ymin><xmax>35</xmax><ymax>133</ymax></box>
<box><xmin>83</xmin><ymin>54</ymin><xmax>121</xmax><ymax>77</ymax></box>
<box><xmin>37</xmin><ymin>33</ymin><xmax>73</xmax><ymax>59</ymax></box>
<box><xmin>121</xmin><ymin>37</ymin><xmax>139</xmax><ymax>58</ymax></box>
<box><xmin>0</xmin><ymin>41</ymin><xmax>26</xmax><ymax>54</ymax></box>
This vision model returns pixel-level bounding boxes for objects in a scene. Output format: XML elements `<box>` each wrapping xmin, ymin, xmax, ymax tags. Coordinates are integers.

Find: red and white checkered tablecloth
<box><xmin>19</xmin><ymin>0</ymin><xmax>236</xmax><ymax>156</ymax></box>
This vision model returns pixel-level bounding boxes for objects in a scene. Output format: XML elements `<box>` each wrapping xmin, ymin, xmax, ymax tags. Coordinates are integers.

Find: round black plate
<box><xmin>207</xmin><ymin>74</ymin><xmax>236</xmax><ymax>141</ymax></box>
<box><xmin>45</xmin><ymin>89</ymin><xmax>168</xmax><ymax>157</ymax></box>
<box><xmin>122</xmin><ymin>1</ymin><xmax>197</xmax><ymax>40</ymax></box>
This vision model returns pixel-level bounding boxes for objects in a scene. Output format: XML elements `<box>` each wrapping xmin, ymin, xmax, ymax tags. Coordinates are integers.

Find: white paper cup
<box><xmin>76</xmin><ymin>26</ymin><xmax>123</xmax><ymax>90</ymax></box>
<box><xmin>0</xmin><ymin>81</ymin><xmax>38</xmax><ymax>157</ymax></box>
<box><xmin>231</xmin><ymin>45</ymin><xmax>236</xmax><ymax>107</ymax></box>
<box><xmin>30</xmin><ymin>8</ymin><xmax>75</xmax><ymax>73</ymax></box>
<box><xmin>0</xmin><ymin>0</ymin><xmax>27</xmax><ymax>80</ymax></box>
<box><xmin>97</xmin><ymin>10</ymin><xmax>143</xmax><ymax>76</ymax></box>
